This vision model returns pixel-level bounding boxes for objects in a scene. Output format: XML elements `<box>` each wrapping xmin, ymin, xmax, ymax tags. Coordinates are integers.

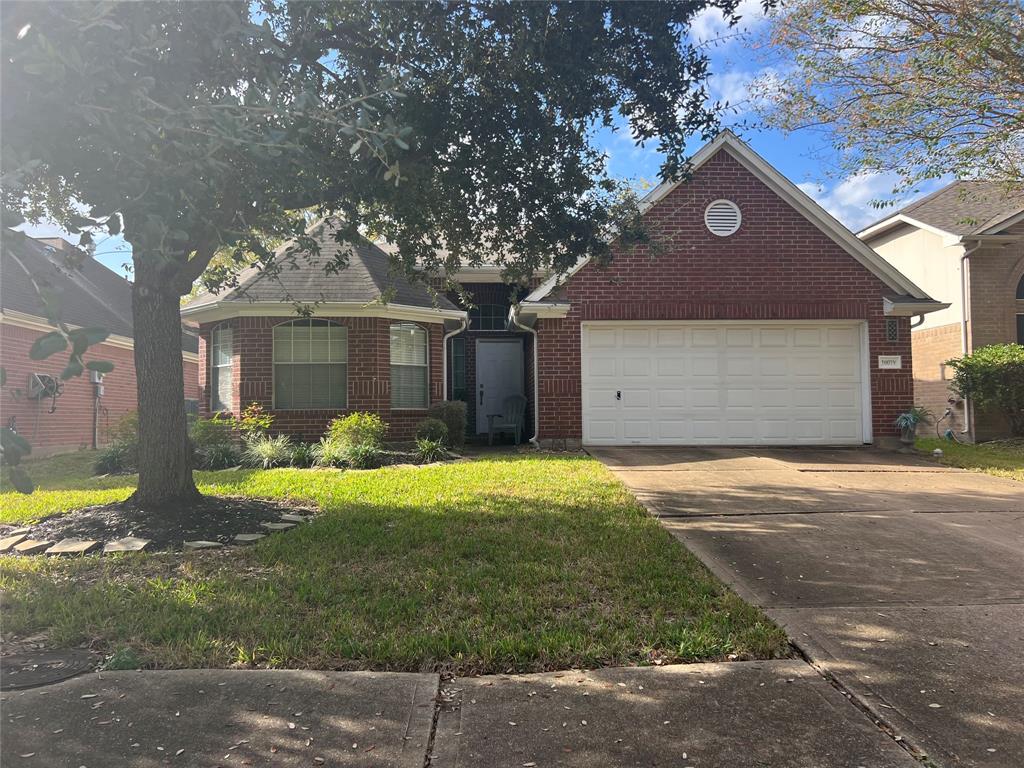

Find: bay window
<box><xmin>390</xmin><ymin>323</ymin><xmax>428</xmax><ymax>408</ymax></box>
<box><xmin>273</xmin><ymin>319</ymin><xmax>347</xmax><ymax>409</ymax></box>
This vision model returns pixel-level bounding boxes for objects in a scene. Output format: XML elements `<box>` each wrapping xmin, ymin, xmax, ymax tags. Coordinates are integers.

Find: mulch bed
<box><xmin>7</xmin><ymin>496</ymin><xmax>316</xmax><ymax>553</ymax></box>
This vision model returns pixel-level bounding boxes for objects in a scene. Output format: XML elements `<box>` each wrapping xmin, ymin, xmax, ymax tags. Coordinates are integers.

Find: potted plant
<box><xmin>894</xmin><ymin>406</ymin><xmax>933</xmax><ymax>445</ymax></box>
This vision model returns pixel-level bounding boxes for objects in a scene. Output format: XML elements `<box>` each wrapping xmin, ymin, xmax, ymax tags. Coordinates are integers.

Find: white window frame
<box><xmin>209</xmin><ymin>324</ymin><xmax>233</xmax><ymax>413</ymax></box>
<box><xmin>390</xmin><ymin>322</ymin><xmax>429</xmax><ymax>410</ymax></box>
<box><xmin>272</xmin><ymin>319</ymin><xmax>348</xmax><ymax>410</ymax></box>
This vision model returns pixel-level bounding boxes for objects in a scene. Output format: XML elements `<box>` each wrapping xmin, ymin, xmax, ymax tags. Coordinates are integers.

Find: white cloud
<box><xmin>797</xmin><ymin>172</ymin><xmax>949</xmax><ymax>232</ymax></box>
<box><xmin>690</xmin><ymin>0</ymin><xmax>767</xmax><ymax>45</ymax></box>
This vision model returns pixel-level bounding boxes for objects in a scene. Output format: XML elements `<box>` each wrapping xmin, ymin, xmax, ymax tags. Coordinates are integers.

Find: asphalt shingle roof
<box><xmin>874</xmin><ymin>180</ymin><xmax>1024</xmax><ymax>236</ymax></box>
<box><xmin>2</xmin><ymin>231</ymin><xmax>198</xmax><ymax>353</ymax></box>
<box><xmin>185</xmin><ymin>219</ymin><xmax>457</xmax><ymax>312</ymax></box>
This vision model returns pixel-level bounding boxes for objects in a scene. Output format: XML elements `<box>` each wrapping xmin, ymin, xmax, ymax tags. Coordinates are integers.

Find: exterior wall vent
<box><xmin>704</xmin><ymin>199</ymin><xmax>742</xmax><ymax>237</ymax></box>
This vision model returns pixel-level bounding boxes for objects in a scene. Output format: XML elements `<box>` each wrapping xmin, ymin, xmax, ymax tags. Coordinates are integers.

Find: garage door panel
<box><xmin>582</xmin><ymin>322</ymin><xmax>866</xmax><ymax>446</ymax></box>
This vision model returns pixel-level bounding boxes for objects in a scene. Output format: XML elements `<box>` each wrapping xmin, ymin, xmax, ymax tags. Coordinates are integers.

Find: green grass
<box><xmin>0</xmin><ymin>452</ymin><xmax>788</xmax><ymax>673</ymax></box>
<box><xmin>916</xmin><ymin>437</ymin><xmax>1024</xmax><ymax>482</ymax></box>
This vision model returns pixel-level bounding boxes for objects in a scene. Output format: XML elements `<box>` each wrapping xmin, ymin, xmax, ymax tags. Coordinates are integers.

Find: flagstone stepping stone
<box><xmin>103</xmin><ymin>537</ymin><xmax>151</xmax><ymax>553</ymax></box>
<box><xmin>47</xmin><ymin>539</ymin><xmax>100</xmax><ymax>556</ymax></box>
<box><xmin>260</xmin><ymin>522</ymin><xmax>296</xmax><ymax>531</ymax></box>
<box><xmin>233</xmin><ymin>533</ymin><xmax>265</xmax><ymax>544</ymax></box>
<box><xmin>7</xmin><ymin>527</ymin><xmax>31</xmax><ymax>536</ymax></box>
<box><xmin>279</xmin><ymin>514</ymin><xmax>309</xmax><ymax>523</ymax></box>
<box><xmin>183</xmin><ymin>540</ymin><xmax>222</xmax><ymax>550</ymax></box>
<box><xmin>0</xmin><ymin>533</ymin><xmax>28</xmax><ymax>552</ymax></box>
<box><xmin>13</xmin><ymin>539</ymin><xmax>54</xmax><ymax>555</ymax></box>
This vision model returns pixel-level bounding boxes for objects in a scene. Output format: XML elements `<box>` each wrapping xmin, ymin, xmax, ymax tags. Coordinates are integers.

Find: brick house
<box><xmin>183</xmin><ymin>132</ymin><xmax>947</xmax><ymax>447</ymax></box>
<box><xmin>1</xmin><ymin>232</ymin><xmax>200</xmax><ymax>454</ymax></box>
<box><xmin>860</xmin><ymin>181</ymin><xmax>1024</xmax><ymax>441</ymax></box>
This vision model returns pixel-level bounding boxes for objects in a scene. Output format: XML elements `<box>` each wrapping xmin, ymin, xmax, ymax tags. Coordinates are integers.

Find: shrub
<box><xmin>312</xmin><ymin>437</ymin><xmax>347</xmax><ymax>468</ymax></box>
<box><xmin>108</xmin><ymin>410</ymin><xmax>139</xmax><ymax>444</ymax></box>
<box><xmin>327</xmin><ymin>412</ymin><xmax>388</xmax><ymax>449</ymax></box>
<box><xmin>946</xmin><ymin>344</ymin><xmax>1024</xmax><ymax>435</ymax></box>
<box><xmin>237</xmin><ymin>402</ymin><xmax>274</xmax><ymax>439</ymax></box>
<box><xmin>290</xmin><ymin>442</ymin><xmax>316</xmax><ymax>468</ymax></box>
<box><xmin>191</xmin><ymin>414</ymin><xmax>236</xmax><ymax>449</ymax></box>
<box><xmin>415</xmin><ymin>417</ymin><xmax>449</xmax><ymax>444</ymax></box>
<box><xmin>242</xmin><ymin>434</ymin><xmax>294</xmax><ymax>469</ymax></box>
<box><xmin>428</xmin><ymin>401</ymin><xmax>467</xmax><ymax>449</ymax></box>
<box><xmin>94</xmin><ymin>440</ymin><xmax>137</xmax><ymax>475</ymax></box>
<box><xmin>195</xmin><ymin>443</ymin><xmax>242</xmax><ymax>470</ymax></box>
<box><xmin>414</xmin><ymin>437</ymin><xmax>447</xmax><ymax>463</ymax></box>
<box><xmin>345</xmin><ymin>442</ymin><xmax>382</xmax><ymax>469</ymax></box>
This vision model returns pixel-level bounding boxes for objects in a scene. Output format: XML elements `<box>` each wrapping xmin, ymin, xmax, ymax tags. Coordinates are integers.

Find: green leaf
<box><xmin>29</xmin><ymin>331</ymin><xmax>68</xmax><ymax>360</ymax></box>
<box><xmin>61</xmin><ymin>359</ymin><xmax>85</xmax><ymax>380</ymax></box>
<box><xmin>7</xmin><ymin>465</ymin><xmax>35</xmax><ymax>494</ymax></box>
<box><xmin>85</xmin><ymin>360</ymin><xmax>115</xmax><ymax>374</ymax></box>
<box><xmin>76</xmin><ymin>327</ymin><xmax>110</xmax><ymax>346</ymax></box>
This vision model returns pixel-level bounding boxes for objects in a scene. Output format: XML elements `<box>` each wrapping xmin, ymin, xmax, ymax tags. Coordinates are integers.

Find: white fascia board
<box><xmin>1</xmin><ymin>308</ymin><xmax>203</xmax><ymax>361</ymax></box>
<box><xmin>525</xmin><ymin>257</ymin><xmax>590</xmax><ymax>303</ymax></box>
<box><xmin>883</xmin><ymin>298</ymin><xmax>952</xmax><ymax>316</ymax></box>
<box><xmin>858</xmin><ymin>214</ymin><xmax>956</xmax><ymax>242</ymax></box>
<box><xmin>179</xmin><ymin>300</ymin><xmax>467</xmax><ymax>325</ymax></box>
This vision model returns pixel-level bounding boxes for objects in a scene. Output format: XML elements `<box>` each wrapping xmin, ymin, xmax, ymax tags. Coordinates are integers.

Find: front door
<box><xmin>475</xmin><ymin>339</ymin><xmax>524</xmax><ymax>434</ymax></box>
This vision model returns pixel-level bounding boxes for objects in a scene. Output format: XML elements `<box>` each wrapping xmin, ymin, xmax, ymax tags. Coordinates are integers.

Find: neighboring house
<box><xmin>182</xmin><ymin>131</ymin><xmax>946</xmax><ymax>447</ymax></box>
<box><xmin>859</xmin><ymin>181</ymin><xmax>1024</xmax><ymax>441</ymax></box>
<box><xmin>1</xmin><ymin>232</ymin><xmax>200</xmax><ymax>454</ymax></box>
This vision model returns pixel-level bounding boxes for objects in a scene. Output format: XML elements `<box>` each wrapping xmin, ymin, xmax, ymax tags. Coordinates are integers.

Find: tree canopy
<box><xmin>1</xmin><ymin>0</ymin><xmax>750</xmax><ymax>503</ymax></box>
<box><xmin>755</xmin><ymin>0</ymin><xmax>1024</xmax><ymax>192</ymax></box>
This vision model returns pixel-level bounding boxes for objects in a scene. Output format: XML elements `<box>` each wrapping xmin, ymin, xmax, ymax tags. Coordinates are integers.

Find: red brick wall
<box><xmin>534</xmin><ymin>149</ymin><xmax>913</xmax><ymax>443</ymax></box>
<box><xmin>197</xmin><ymin>316</ymin><xmax>445</xmax><ymax>442</ymax></box>
<box><xmin>1</xmin><ymin>322</ymin><xmax>198</xmax><ymax>454</ymax></box>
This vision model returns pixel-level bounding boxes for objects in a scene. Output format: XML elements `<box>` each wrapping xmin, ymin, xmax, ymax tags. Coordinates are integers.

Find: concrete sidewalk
<box><xmin>1</xmin><ymin>663</ymin><xmax>916</xmax><ymax>767</ymax></box>
<box><xmin>1</xmin><ymin>669</ymin><xmax>438</xmax><ymax>767</ymax></box>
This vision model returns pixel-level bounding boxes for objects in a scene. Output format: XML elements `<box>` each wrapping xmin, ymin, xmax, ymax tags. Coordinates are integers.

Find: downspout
<box><xmin>510</xmin><ymin>305</ymin><xmax>540</xmax><ymax>447</ymax></box>
<box><xmin>441</xmin><ymin>317</ymin><xmax>468</xmax><ymax>401</ymax></box>
<box><xmin>959</xmin><ymin>241</ymin><xmax>982</xmax><ymax>438</ymax></box>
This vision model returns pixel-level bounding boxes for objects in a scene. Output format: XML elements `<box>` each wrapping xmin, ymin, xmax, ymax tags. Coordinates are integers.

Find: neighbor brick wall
<box><xmin>965</xmin><ymin>234</ymin><xmax>1024</xmax><ymax>438</ymax></box>
<box><xmin>198</xmin><ymin>316</ymin><xmax>444</xmax><ymax>442</ymax></box>
<box><xmin>1</xmin><ymin>321</ymin><xmax>198</xmax><ymax>454</ymax></box>
<box><xmin>910</xmin><ymin>322</ymin><xmax>965</xmax><ymax>436</ymax></box>
<box><xmin>533</xmin><ymin>149</ymin><xmax>914</xmax><ymax>443</ymax></box>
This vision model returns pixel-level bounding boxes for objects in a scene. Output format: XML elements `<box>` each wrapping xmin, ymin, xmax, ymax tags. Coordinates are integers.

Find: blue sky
<box><xmin>23</xmin><ymin>2</ymin><xmax>936</xmax><ymax>278</ymax></box>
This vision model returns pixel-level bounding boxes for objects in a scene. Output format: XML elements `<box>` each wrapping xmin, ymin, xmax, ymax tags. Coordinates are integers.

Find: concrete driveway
<box><xmin>592</xmin><ymin>446</ymin><xmax>1024</xmax><ymax>768</ymax></box>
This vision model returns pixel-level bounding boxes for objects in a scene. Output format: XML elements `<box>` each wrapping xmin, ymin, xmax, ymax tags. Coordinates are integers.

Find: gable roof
<box><xmin>858</xmin><ymin>180</ymin><xmax>1024</xmax><ymax>240</ymax></box>
<box><xmin>2</xmin><ymin>230</ymin><xmax>200</xmax><ymax>354</ymax></box>
<box><xmin>182</xmin><ymin>219</ymin><xmax>462</xmax><ymax>321</ymax></box>
<box><xmin>526</xmin><ymin>130</ymin><xmax>931</xmax><ymax>304</ymax></box>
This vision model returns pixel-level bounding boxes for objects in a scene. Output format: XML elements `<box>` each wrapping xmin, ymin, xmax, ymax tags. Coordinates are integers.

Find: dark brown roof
<box><xmin>184</xmin><ymin>219</ymin><xmax>458</xmax><ymax>312</ymax></box>
<box><xmin>2</xmin><ymin>230</ymin><xmax>198</xmax><ymax>354</ymax></box>
<box><xmin>866</xmin><ymin>180</ymin><xmax>1024</xmax><ymax>236</ymax></box>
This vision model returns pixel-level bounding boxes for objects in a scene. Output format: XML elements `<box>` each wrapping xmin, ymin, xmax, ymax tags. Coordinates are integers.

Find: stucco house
<box><xmin>859</xmin><ymin>182</ymin><xmax>1024</xmax><ymax>441</ymax></box>
<box><xmin>182</xmin><ymin>131</ymin><xmax>947</xmax><ymax>447</ymax></box>
<box><xmin>1</xmin><ymin>232</ymin><xmax>200</xmax><ymax>454</ymax></box>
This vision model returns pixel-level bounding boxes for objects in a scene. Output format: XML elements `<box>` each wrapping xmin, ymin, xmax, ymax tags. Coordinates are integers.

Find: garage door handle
<box><xmin>616</xmin><ymin>390</ymin><xmax>621</xmax><ymax>401</ymax></box>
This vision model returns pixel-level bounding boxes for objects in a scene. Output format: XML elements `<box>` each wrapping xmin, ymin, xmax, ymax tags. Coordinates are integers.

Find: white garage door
<box><xmin>581</xmin><ymin>322</ymin><xmax>868</xmax><ymax>446</ymax></box>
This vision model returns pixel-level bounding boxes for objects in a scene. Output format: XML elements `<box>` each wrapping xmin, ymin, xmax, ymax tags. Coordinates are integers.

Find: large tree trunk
<box><xmin>129</xmin><ymin>262</ymin><xmax>201</xmax><ymax>507</ymax></box>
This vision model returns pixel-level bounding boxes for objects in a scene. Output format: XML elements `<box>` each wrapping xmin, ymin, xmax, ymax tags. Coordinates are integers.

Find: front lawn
<box><xmin>0</xmin><ymin>452</ymin><xmax>787</xmax><ymax>673</ymax></box>
<box><xmin>916</xmin><ymin>437</ymin><xmax>1024</xmax><ymax>482</ymax></box>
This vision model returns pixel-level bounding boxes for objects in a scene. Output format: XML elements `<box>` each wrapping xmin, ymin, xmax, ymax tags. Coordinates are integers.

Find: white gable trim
<box><xmin>528</xmin><ymin>130</ymin><xmax>930</xmax><ymax>302</ymax></box>
<box><xmin>858</xmin><ymin>213</ymin><xmax>958</xmax><ymax>242</ymax></box>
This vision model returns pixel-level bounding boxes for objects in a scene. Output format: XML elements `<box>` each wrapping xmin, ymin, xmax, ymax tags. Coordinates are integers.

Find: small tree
<box><xmin>946</xmin><ymin>344</ymin><xmax>1024</xmax><ymax>436</ymax></box>
<box><xmin>755</xmin><ymin>0</ymin><xmax>1024</xmax><ymax>192</ymax></box>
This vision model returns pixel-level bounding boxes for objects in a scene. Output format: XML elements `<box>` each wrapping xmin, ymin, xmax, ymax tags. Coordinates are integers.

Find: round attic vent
<box><xmin>704</xmin><ymin>199</ymin><xmax>742</xmax><ymax>237</ymax></box>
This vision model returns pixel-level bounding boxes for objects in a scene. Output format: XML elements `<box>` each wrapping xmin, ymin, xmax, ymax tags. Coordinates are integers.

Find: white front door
<box><xmin>581</xmin><ymin>321</ymin><xmax>869</xmax><ymax>446</ymax></box>
<box><xmin>476</xmin><ymin>339</ymin><xmax>524</xmax><ymax>434</ymax></box>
